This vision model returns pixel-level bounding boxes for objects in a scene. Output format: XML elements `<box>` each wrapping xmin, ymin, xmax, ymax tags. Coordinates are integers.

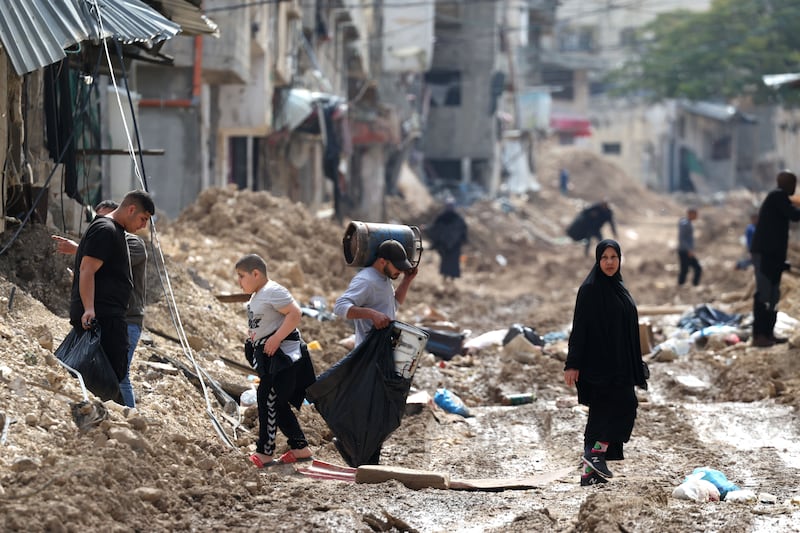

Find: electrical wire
<box><xmin>93</xmin><ymin>1</ymin><xmax>236</xmax><ymax>448</ymax></box>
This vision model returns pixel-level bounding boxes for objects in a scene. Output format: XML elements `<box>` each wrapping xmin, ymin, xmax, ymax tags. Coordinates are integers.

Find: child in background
<box><xmin>236</xmin><ymin>254</ymin><xmax>315</xmax><ymax>467</ymax></box>
<box><xmin>735</xmin><ymin>212</ymin><xmax>758</xmax><ymax>270</ymax></box>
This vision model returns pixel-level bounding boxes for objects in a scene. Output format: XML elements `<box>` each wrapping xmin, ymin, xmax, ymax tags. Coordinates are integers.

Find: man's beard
<box><xmin>383</xmin><ymin>265</ymin><xmax>400</xmax><ymax>279</ymax></box>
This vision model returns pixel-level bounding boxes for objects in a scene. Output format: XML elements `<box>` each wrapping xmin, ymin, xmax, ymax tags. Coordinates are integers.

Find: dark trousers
<box><xmin>752</xmin><ymin>253</ymin><xmax>782</xmax><ymax>336</ymax></box>
<box><xmin>583</xmin><ymin>231</ymin><xmax>602</xmax><ymax>256</ymax></box>
<box><xmin>677</xmin><ymin>250</ymin><xmax>702</xmax><ymax>286</ymax></box>
<box><xmin>255</xmin><ymin>374</ymin><xmax>308</xmax><ymax>455</ymax></box>
<box><xmin>96</xmin><ymin>316</ymin><xmax>130</xmax><ymax>382</ymax></box>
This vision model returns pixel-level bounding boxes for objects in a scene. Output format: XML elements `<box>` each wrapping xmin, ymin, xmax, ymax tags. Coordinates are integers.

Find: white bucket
<box><xmin>391</xmin><ymin>321</ymin><xmax>429</xmax><ymax>379</ymax></box>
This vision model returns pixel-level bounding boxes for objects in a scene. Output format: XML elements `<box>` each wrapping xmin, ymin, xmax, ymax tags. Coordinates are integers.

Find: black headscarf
<box><xmin>566</xmin><ymin>240</ymin><xmax>647</xmax><ymax>394</ymax></box>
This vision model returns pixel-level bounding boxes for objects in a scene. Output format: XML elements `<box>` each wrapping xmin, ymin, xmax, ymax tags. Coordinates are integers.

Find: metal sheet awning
<box><xmin>550</xmin><ymin>113</ymin><xmax>591</xmax><ymax>137</ymax></box>
<box><xmin>143</xmin><ymin>0</ymin><xmax>219</xmax><ymax>36</ymax></box>
<box><xmin>763</xmin><ymin>72</ymin><xmax>800</xmax><ymax>90</ymax></box>
<box><xmin>0</xmin><ymin>0</ymin><xmax>180</xmax><ymax>76</ymax></box>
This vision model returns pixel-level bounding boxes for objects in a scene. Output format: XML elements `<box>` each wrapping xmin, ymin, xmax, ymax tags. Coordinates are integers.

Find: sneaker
<box><xmin>770</xmin><ymin>334</ymin><xmax>788</xmax><ymax>344</ymax></box>
<box><xmin>583</xmin><ymin>453</ymin><xmax>613</xmax><ymax>478</ymax></box>
<box><xmin>580</xmin><ymin>471</ymin><xmax>609</xmax><ymax>486</ymax></box>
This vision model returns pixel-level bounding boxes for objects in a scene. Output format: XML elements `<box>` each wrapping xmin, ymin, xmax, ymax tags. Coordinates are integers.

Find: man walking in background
<box><xmin>677</xmin><ymin>207</ymin><xmax>701</xmax><ymax>287</ymax></box>
<box><xmin>750</xmin><ymin>171</ymin><xmax>800</xmax><ymax>347</ymax></box>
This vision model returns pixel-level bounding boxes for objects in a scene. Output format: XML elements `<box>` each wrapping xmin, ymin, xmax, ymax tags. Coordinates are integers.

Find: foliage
<box><xmin>605</xmin><ymin>0</ymin><xmax>800</xmax><ymax>105</ymax></box>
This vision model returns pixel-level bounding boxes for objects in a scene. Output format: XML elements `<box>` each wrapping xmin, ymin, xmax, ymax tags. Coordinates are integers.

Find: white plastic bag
<box><xmin>671</xmin><ymin>474</ymin><xmax>720</xmax><ymax>502</ymax></box>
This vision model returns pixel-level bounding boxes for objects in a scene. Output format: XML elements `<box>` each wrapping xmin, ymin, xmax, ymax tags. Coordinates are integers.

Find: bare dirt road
<box><xmin>2</xmin><ymin>147</ymin><xmax>800</xmax><ymax>532</ymax></box>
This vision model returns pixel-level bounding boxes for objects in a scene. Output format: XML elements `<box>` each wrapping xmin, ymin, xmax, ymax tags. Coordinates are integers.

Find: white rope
<box><xmin>87</xmin><ymin>0</ymin><xmax>234</xmax><ymax>447</ymax></box>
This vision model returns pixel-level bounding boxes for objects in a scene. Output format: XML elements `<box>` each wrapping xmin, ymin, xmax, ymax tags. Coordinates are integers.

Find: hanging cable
<box><xmin>89</xmin><ymin>0</ymin><xmax>236</xmax><ymax>448</ymax></box>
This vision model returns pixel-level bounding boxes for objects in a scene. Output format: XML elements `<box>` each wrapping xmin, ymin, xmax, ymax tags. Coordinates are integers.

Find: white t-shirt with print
<box><xmin>247</xmin><ymin>280</ymin><xmax>301</xmax><ymax>359</ymax></box>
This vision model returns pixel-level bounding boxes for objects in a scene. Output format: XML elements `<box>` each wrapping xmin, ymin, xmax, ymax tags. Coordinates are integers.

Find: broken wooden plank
<box><xmin>356</xmin><ymin>465</ymin><xmax>450</xmax><ymax>490</ymax></box>
<box><xmin>637</xmin><ymin>305</ymin><xmax>691</xmax><ymax>316</ymax></box>
<box><xmin>215</xmin><ymin>293</ymin><xmax>250</xmax><ymax>303</ymax></box>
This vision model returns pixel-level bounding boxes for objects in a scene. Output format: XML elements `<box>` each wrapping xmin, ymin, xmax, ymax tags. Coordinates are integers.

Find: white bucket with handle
<box><xmin>391</xmin><ymin>321</ymin><xmax>429</xmax><ymax>379</ymax></box>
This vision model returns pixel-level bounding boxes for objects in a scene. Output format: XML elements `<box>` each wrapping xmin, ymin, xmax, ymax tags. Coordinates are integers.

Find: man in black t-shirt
<box><xmin>750</xmin><ymin>171</ymin><xmax>800</xmax><ymax>347</ymax></box>
<box><xmin>69</xmin><ymin>190</ymin><xmax>155</xmax><ymax>384</ymax></box>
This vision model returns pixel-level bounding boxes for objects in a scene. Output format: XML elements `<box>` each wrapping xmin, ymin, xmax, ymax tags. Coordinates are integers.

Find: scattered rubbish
<box><xmin>405</xmin><ymin>390</ymin><xmax>431</xmax><ymax>416</ymax></box>
<box><xmin>0</xmin><ymin>412</ymin><xmax>12</xmax><ymax>445</ymax></box>
<box><xmin>501</xmin><ymin>393</ymin><xmax>534</xmax><ymax>406</ymax></box>
<box><xmin>463</xmin><ymin>329</ymin><xmax>507</xmax><ymax>353</ymax></box>
<box><xmin>495</xmin><ymin>254</ymin><xmax>507</xmax><ymax>267</ymax></box>
<box><xmin>240</xmin><ymin>388</ymin><xmax>257</xmax><ymax>406</ymax></box>
<box><xmin>759</xmin><ymin>492</ymin><xmax>778</xmax><ymax>504</ymax></box>
<box><xmin>678</xmin><ymin>304</ymin><xmax>742</xmax><ymax>334</ymax></box>
<box><xmin>650</xmin><ymin>337</ymin><xmax>693</xmax><ymax>361</ymax></box>
<box><xmin>689</xmin><ymin>467</ymin><xmax>739</xmax><ymax>499</ymax></box>
<box><xmin>725</xmin><ymin>489</ymin><xmax>757</xmax><ymax>503</ymax></box>
<box><xmin>422</xmin><ymin>328</ymin><xmax>465</xmax><ymax>360</ymax></box>
<box><xmin>542</xmin><ymin>331</ymin><xmax>568</xmax><ymax>344</ymax></box>
<box><xmin>502</xmin><ymin>324</ymin><xmax>544</xmax><ymax>347</ymax></box>
<box><xmin>433</xmin><ymin>388</ymin><xmax>470</xmax><ymax>417</ymax></box>
<box><xmin>672</xmin><ymin>472</ymin><xmax>720</xmax><ymax>502</ymax></box>
<box><xmin>7</xmin><ymin>286</ymin><xmax>15</xmax><ymax>311</ymax></box>
<box><xmin>674</xmin><ymin>375</ymin><xmax>709</xmax><ymax>390</ymax></box>
<box><xmin>502</xmin><ymin>335</ymin><xmax>541</xmax><ymax>364</ymax></box>
<box><xmin>69</xmin><ymin>400</ymin><xmax>109</xmax><ymax>433</ymax></box>
<box><xmin>307</xmin><ymin>340</ymin><xmax>323</xmax><ymax>351</ymax></box>
<box><xmin>301</xmin><ymin>296</ymin><xmax>336</xmax><ymax>321</ymax></box>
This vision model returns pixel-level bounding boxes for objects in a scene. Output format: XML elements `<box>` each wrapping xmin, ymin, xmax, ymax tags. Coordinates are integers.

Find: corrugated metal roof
<box><xmin>679</xmin><ymin>101</ymin><xmax>756</xmax><ymax>124</ymax></box>
<box><xmin>0</xmin><ymin>0</ymin><xmax>180</xmax><ymax>76</ymax></box>
<box><xmin>143</xmin><ymin>0</ymin><xmax>219</xmax><ymax>36</ymax></box>
<box><xmin>80</xmin><ymin>0</ymin><xmax>180</xmax><ymax>44</ymax></box>
<box><xmin>763</xmin><ymin>72</ymin><xmax>800</xmax><ymax>89</ymax></box>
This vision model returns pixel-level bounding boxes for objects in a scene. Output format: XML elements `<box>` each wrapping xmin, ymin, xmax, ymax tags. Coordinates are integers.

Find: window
<box><xmin>425</xmin><ymin>70</ymin><xmax>462</xmax><ymax>107</ymax></box>
<box><xmin>620</xmin><ymin>27</ymin><xmax>637</xmax><ymax>48</ymax></box>
<box><xmin>559</xmin><ymin>26</ymin><xmax>596</xmax><ymax>53</ymax></box>
<box><xmin>435</xmin><ymin>2</ymin><xmax>461</xmax><ymax>29</ymax></box>
<box><xmin>711</xmin><ymin>135</ymin><xmax>731</xmax><ymax>160</ymax></box>
<box><xmin>602</xmin><ymin>142</ymin><xmax>622</xmax><ymax>155</ymax></box>
<box><xmin>541</xmin><ymin>65</ymin><xmax>574</xmax><ymax>100</ymax></box>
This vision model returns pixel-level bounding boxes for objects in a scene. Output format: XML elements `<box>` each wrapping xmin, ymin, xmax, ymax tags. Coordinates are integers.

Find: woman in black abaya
<box><xmin>564</xmin><ymin>239</ymin><xmax>648</xmax><ymax>486</ymax></box>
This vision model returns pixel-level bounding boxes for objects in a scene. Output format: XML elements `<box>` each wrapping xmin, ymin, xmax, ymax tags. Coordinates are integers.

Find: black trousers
<box><xmin>678</xmin><ymin>250</ymin><xmax>702</xmax><ymax>286</ymax></box>
<box><xmin>95</xmin><ymin>316</ymin><xmax>129</xmax><ymax>382</ymax></box>
<box><xmin>255</xmin><ymin>370</ymin><xmax>308</xmax><ymax>455</ymax></box>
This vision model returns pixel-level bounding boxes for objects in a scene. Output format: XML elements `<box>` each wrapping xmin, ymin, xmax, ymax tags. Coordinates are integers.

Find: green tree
<box><xmin>606</xmin><ymin>0</ymin><xmax>800</xmax><ymax>105</ymax></box>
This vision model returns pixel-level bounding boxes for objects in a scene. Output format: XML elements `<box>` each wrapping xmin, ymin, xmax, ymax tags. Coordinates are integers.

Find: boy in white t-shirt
<box><xmin>236</xmin><ymin>254</ymin><xmax>314</xmax><ymax>468</ymax></box>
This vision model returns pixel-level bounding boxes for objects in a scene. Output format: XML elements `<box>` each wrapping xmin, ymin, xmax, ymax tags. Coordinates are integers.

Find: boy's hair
<box><xmin>94</xmin><ymin>200</ymin><xmax>119</xmax><ymax>212</ymax></box>
<box><xmin>120</xmin><ymin>190</ymin><xmax>156</xmax><ymax>215</ymax></box>
<box><xmin>235</xmin><ymin>254</ymin><xmax>267</xmax><ymax>276</ymax></box>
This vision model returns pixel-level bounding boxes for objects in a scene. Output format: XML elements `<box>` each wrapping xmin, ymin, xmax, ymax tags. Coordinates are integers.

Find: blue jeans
<box><xmin>120</xmin><ymin>323</ymin><xmax>142</xmax><ymax>408</ymax></box>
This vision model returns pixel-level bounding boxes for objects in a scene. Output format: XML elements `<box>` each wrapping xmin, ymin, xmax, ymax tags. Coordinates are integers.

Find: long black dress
<box><xmin>565</xmin><ymin>239</ymin><xmax>648</xmax><ymax>457</ymax></box>
<box><xmin>428</xmin><ymin>208</ymin><xmax>468</xmax><ymax>279</ymax></box>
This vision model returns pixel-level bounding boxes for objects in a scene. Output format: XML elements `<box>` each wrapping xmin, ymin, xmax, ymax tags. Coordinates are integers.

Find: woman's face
<box><xmin>599</xmin><ymin>247</ymin><xmax>620</xmax><ymax>277</ymax></box>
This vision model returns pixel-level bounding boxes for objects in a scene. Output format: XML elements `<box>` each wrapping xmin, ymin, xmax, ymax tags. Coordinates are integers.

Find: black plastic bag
<box><xmin>55</xmin><ymin>326</ymin><xmax>121</xmax><ymax>403</ymax></box>
<box><xmin>306</xmin><ymin>325</ymin><xmax>411</xmax><ymax>467</ymax></box>
<box><xmin>677</xmin><ymin>304</ymin><xmax>742</xmax><ymax>334</ymax></box>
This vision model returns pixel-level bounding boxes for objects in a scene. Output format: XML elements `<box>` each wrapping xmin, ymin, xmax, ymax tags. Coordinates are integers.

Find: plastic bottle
<box><xmin>501</xmin><ymin>393</ymin><xmax>534</xmax><ymax>405</ymax></box>
<box><xmin>433</xmin><ymin>388</ymin><xmax>471</xmax><ymax>417</ymax></box>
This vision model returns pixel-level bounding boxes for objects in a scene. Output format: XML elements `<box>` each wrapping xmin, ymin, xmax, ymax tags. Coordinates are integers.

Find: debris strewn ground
<box><xmin>1</xmin><ymin>146</ymin><xmax>800</xmax><ymax>531</ymax></box>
